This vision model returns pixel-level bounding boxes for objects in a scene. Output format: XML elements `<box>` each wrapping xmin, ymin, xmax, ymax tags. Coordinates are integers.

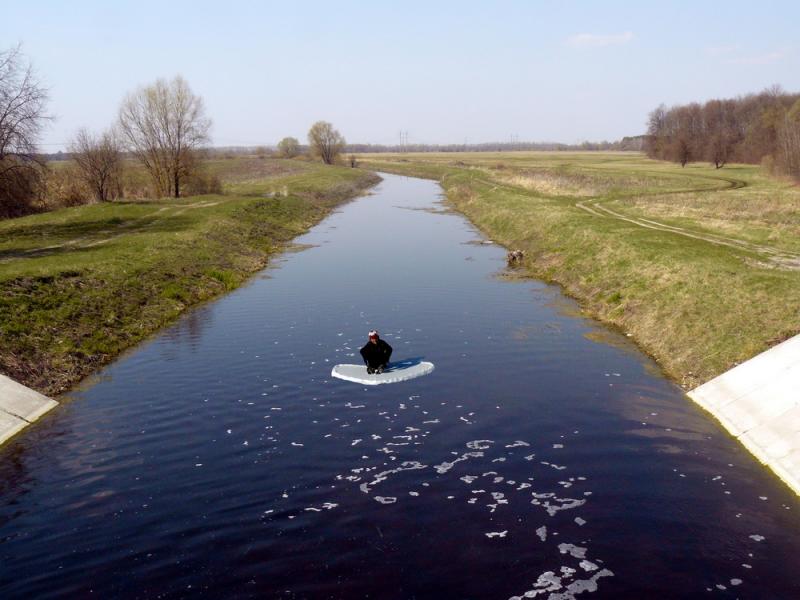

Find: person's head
<box><xmin>368</xmin><ymin>330</ymin><xmax>379</xmax><ymax>344</ymax></box>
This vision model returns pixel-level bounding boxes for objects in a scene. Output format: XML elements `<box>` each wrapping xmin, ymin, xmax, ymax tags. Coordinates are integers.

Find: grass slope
<box><xmin>360</xmin><ymin>152</ymin><xmax>800</xmax><ymax>389</ymax></box>
<box><xmin>0</xmin><ymin>159</ymin><xmax>379</xmax><ymax>394</ymax></box>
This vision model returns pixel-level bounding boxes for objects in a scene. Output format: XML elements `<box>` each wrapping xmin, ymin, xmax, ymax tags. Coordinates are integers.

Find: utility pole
<box><xmin>398</xmin><ymin>130</ymin><xmax>409</xmax><ymax>152</ymax></box>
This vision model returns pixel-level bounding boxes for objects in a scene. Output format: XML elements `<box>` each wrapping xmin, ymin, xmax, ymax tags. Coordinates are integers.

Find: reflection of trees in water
<box><xmin>0</xmin><ymin>445</ymin><xmax>31</xmax><ymax>524</ymax></box>
<box><xmin>160</xmin><ymin>306</ymin><xmax>213</xmax><ymax>358</ymax></box>
<box><xmin>0</xmin><ymin>416</ymin><xmax>70</xmax><ymax>528</ymax></box>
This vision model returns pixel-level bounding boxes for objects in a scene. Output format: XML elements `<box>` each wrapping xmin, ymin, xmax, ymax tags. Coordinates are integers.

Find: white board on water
<box><xmin>331</xmin><ymin>360</ymin><xmax>434</xmax><ymax>385</ymax></box>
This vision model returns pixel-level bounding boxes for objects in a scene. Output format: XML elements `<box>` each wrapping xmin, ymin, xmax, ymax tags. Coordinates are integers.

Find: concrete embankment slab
<box><xmin>0</xmin><ymin>374</ymin><xmax>58</xmax><ymax>445</ymax></box>
<box><xmin>688</xmin><ymin>334</ymin><xmax>800</xmax><ymax>495</ymax></box>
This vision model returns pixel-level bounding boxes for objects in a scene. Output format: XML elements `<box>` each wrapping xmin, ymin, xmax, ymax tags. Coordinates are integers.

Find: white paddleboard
<box><xmin>331</xmin><ymin>359</ymin><xmax>434</xmax><ymax>385</ymax></box>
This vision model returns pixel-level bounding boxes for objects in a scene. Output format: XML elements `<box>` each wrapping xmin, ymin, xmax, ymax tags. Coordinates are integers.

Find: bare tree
<box><xmin>69</xmin><ymin>128</ymin><xmax>123</xmax><ymax>201</ymax></box>
<box><xmin>118</xmin><ymin>76</ymin><xmax>211</xmax><ymax>198</ymax></box>
<box><xmin>308</xmin><ymin>121</ymin><xmax>345</xmax><ymax>165</ymax></box>
<box><xmin>778</xmin><ymin>99</ymin><xmax>800</xmax><ymax>180</ymax></box>
<box><xmin>0</xmin><ymin>44</ymin><xmax>50</xmax><ymax>217</ymax></box>
<box><xmin>277</xmin><ymin>136</ymin><xmax>300</xmax><ymax>158</ymax></box>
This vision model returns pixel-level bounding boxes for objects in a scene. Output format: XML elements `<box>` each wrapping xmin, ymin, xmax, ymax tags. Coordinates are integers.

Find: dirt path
<box><xmin>470</xmin><ymin>171</ymin><xmax>800</xmax><ymax>271</ymax></box>
<box><xmin>575</xmin><ymin>194</ymin><xmax>800</xmax><ymax>270</ymax></box>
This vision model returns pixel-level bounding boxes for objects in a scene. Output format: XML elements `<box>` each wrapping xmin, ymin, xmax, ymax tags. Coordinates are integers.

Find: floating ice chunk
<box><xmin>492</xmin><ymin>492</ymin><xmax>508</xmax><ymax>504</ymax></box>
<box><xmin>536</xmin><ymin>526</ymin><xmax>547</xmax><ymax>542</ymax></box>
<box><xmin>749</xmin><ymin>534</ymin><xmax>765</xmax><ymax>542</ymax></box>
<box><xmin>563</xmin><ymin>569</ymin><xmax>614</xmax><ymax>596</ymax></box>
<box><xmin>509</xmin><ymin>570</ymin><xmax>563</xmax><ymax>599</ymax></box>
<box><xmin>466</xmin><ymin>440</ymin><xmax>493</xmax><ymax>450</ymax></box>
<box><xmin>541</xmin><ymin>497</ymin><xmax>586</xmax><ymax>517</ymax></box>
<box><xmin>461</xmin><ymin>475</ymin><xmax>478</xmax><ymax>484</ymax></box>
<box><xmin>524</xmin><ymin>454</ymin><xmax>536</xmax><ymax>461</ymax></box>
<box><xmin>574</xmin><ymin>517</ymin><xmax>586</xmax><ymax>526</ymax></box>
<box><xmin>730</xmin><ymin>579</ymin><xmax>742</xmax><ymax>586</ymax></box>
<box><xmin>375</xmin><ymin>496</ymin><xmax>397</xmax><ymax>504</ymax></box>
<box><xmin>359</xmin><ymin>461</ymin><xmax>427</xmax><ymax>493</ymax></box>
<box><xmin>409</xmin><ymin>491</ymin><xmax>419</xmax><ymax>497</ymax></box>
<box><xmin>553</xmin><ymin>444</ymin><xmax>564</xmax><ymax>449</ymax></box>
<box><xmin>558</xmin><ymin>543</ymin><xmax>587</xmax><ymax>559</ymax></box>
<box><xmin>505</xmin><ymin>441</ymin><xmax>530</xmax><ymax>448</ymax></box>
<box><xmin>579</xmin><ymin>560</ymin><xmax>598</xmax><ymax>572</ymax></box>
<box><xmin>434</xmin><ymin>451</ymin><xmax>483</xmax><ymax>474</ymax></box>
<box><xmin>485</xmin><ymin>530</ymin><xmax>508</xmax><ymax>539</ymax></box>
<box><xmin>291</xmin><ymin>442</ymin><xmax>303</xmax><ymax>447</ymax></box>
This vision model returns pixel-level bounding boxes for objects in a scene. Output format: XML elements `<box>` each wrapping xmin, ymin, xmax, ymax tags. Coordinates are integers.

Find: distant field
<box><xmin>0</xmin><ymin>158</ymin><xmax>379</xmax><ymax>394</ymax></box>
<box><xmin>358</xmin><ymin>151</ymin><xmax>800</xmax><ymax>388</ymax></box>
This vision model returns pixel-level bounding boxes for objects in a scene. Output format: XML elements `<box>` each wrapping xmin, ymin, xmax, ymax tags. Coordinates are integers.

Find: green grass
<box><xmin>0</xmin><ymin>158</ymin><xmax>379</xmax><ymax>394</ymax></box>
<box><xmin>359</xmin><ymin>151</ymin><xmax>800</xmax><ymax>389</ymax></box>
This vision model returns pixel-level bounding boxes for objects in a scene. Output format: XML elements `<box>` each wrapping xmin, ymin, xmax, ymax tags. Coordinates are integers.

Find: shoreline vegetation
<box><xmin>359</xmin><ymin>151</ymin><xmax>800</xmax><ymax>390</ymax></box>
<box><xmin>0</xmin><ymin>159</ymin><xmax>379</xmax><ymax>395</ymax></box>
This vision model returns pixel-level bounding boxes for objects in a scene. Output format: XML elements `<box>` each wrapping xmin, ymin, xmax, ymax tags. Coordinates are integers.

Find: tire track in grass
<box><xmin>468</xmin><ymin>171</ymin><xmax>800</xmax><ymax>271</ymax></box>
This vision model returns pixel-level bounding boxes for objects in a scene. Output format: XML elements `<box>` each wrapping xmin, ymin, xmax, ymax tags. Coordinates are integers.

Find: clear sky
<box><xmin>4</xmin><ymin>0</ymin><xmax>800</xmax><ymax>149</ymax></box>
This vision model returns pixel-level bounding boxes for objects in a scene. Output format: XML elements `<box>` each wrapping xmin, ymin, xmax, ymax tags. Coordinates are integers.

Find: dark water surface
<box><xmin>1</xmin><ymin>174</ymin><xmax>799</xmax><ymax>599</ymax></box>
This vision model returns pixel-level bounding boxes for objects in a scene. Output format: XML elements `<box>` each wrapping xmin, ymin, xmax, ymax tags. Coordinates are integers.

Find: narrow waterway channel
<box><xmin>1</xmin><ymin>173</ymin><xmax>798</xmax><ymax>599</ymax></box>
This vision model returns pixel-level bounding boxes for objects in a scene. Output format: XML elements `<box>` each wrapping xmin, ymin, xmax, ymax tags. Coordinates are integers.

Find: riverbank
<box><xmin>359</xmin><ymin>152</ymin><xmax>800</xmax><ymax>389</ymax></box>
<box><xmin>0</xmin><ymin>160</ymin><xmax>380</xmax><ymax>395</ymax></box>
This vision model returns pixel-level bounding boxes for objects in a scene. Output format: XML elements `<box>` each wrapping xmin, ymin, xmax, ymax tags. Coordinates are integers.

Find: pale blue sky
<box><xmin>4</xmin><ymin>1</ymin><xmax>799</xmax><ymax>149</ymax></box>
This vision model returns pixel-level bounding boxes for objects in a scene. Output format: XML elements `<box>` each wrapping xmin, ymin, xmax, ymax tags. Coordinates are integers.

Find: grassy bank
<box><xmin>360</xmin><ymin>152</ymin><xmax>800</xmax><ymax>389</ymax></box>
<box><xmin>0</xmin><ymin>159</ymin><xmax>379</xmax><ymax>395</ymax></box>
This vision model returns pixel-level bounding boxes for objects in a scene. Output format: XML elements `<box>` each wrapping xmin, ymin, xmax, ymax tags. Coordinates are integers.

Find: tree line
<box><xmin>644</xmin><ymin>86</ymin><xmax>800</xmax><ymax>178</ymax></box>
<box><xmin>0</xmin><ymin>44</ymin><xmax>350</xmax><ymax>219</ymax></box>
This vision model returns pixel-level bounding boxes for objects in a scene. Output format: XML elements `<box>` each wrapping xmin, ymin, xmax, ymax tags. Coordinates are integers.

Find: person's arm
<box><xmin>381</xmin><ymin>340</ymin><xmax>393</xmax><ymax>361</ymax></box>
<box><xmin>360</xmin><ymin>345</ymin><xmax>370</xmax><ymax>365</ymax></box>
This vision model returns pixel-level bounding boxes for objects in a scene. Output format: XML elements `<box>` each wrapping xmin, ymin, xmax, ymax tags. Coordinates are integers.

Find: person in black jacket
<box><xmin>360</xmin><ymin>330</ymin><xmax>392</xmax><ymax>374</ymax></box>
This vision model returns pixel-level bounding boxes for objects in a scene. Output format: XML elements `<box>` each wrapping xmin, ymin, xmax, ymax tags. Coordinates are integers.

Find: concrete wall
<box><xmin>0</xmin><ymin>374</ymin><xmax>59</xmax><ymax>446</ymax></box>
<box><xmin>688</xmin><ymin>334</ymin><xmax>800</xmax><ymax>496</ymax></box>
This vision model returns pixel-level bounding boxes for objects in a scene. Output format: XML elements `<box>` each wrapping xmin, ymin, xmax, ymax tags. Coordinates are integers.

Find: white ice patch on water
<box><xmin>374</xmin><ymin>496</ymin><xmax>397</xmax><ymax>504</ymax></box>
<box><xmin>749</xmin><ymin>534</ymin><xmax>765</xmax><ymax>542</ymax></box>
<box><xmin>536</xmin><ymin>526</ymin><xmax>547</xmax><ymax>542</ymax></box>
<box><xmin>558</xmin><ymin>543</ymin><xmax>587</xmax><ymax>559</ymax></box>
<box><xmin>434</xmin><ymin>451</ymin><xmax>484</xmax><ymax>474</ymax></box>
<box><xmin>359</xmin><ymin>461</ymin><xmax>427</xmax><ymax>493</ymax></box>
<box><xmin>485</xmin><ymin>530</ymin><xmax>508</xmax><ymax>538</ymax></box>
<box><xmin>505</xmin><ymin>441</ymin><xmax>530</xmax><ymax>448</ymax></box>
<box><xmin>574</xmin><ymin>517</ymin><xmax>586</xmax><ymax>526</ymax></box>
<box><xmin>466</xmin><ymin>440</ymin><xmax>493</xmax><ymax>450</ymax></box>
<box><xmin>579</xmin><ymin>560</ymin><xmax>598</xmax><ymax>572</ymax></box>
<box><xmin>509</xmin><ymin>563</ymin><xmax>613</xmax><ymax>600</ymax></box>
